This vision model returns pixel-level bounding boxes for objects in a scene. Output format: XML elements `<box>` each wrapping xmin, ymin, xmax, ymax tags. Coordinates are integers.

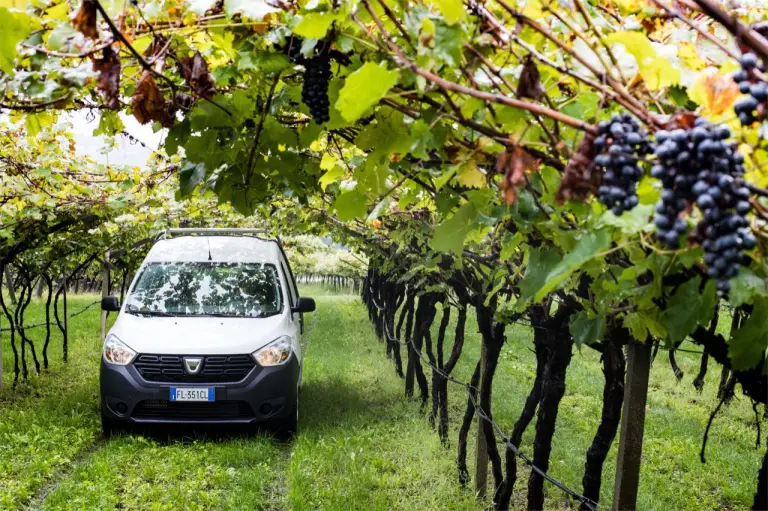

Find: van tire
<box><xmin>271</xmin><ymin>394</ymin><xmax>298</xmax><ymax>440</ymax></box>
<box><xmin>101</xmin><ymin>414</ymin><xmax>117</xmax><ymax>437</ymax></box>
<box><xmin>101</xmin><ymin>408</ymin><xmax>125</xmax><ymax>437</ymax></box>
<box><xmin>272</xmin><ymin>408</ymin><xmax>298</xmax><ymax>440</ymax></box>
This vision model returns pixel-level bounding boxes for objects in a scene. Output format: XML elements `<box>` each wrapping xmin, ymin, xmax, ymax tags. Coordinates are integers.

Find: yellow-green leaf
<box><xmin>0</xmin><ymin>7</ymin><xmax>31</xmax><ymax>74</ymax></box>
<box><xmin>605</xmin><ymin>31</ymin><xmax>680</xmax><ymax>90</ymax></box>
<box><xmin>429</xmin><ymin>0</ymin><xmax>465</xmax><ymax>25</ymax></box>
<box><xmin>336</xmin><ymin>63</ymin><xmax>399</xmax><ymax>122</ymax></box>
<box><xmin>455</xmin><ymin>162</ymin><xmax>486</xmax><ymax>189</ymax></box>
<box><xmin>319</xmin><ymin>166</ymin><xmax>345</xmax><ymax>191</ymax></box>
<box><xmin>688</xmin><ymin>71</ymin><xmax>740</xmax><ymax>115</ymax></box>
<box><xmin>430</xmin><ymin>202</ymin><xmax>478</xmax><ymax>255</ymax></box>
<box><xmin>293</xmin><ymin>12</ymin><xmax>336</xmax><ymax>40</ymax></box>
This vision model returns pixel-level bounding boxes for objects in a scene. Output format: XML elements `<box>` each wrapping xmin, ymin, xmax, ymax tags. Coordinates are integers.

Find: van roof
<box><xmin>145</xmin><ymin>236</ymin><xmax>281</xmax><ymax>264</ymax></box>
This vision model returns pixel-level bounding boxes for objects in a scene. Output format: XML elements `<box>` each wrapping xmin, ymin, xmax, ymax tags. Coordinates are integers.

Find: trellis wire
<box><xmin>0</xmin><ymin>300</ymin><xmax>99</xmax><ymax>333</ymax></box>
<box><xmin>369</xmin><ymin>291</ymin><xmax>599</xmax><ymax>511</ymax></box>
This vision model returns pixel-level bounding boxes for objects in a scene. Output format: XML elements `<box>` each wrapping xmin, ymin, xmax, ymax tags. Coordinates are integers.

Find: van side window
<box><xmin>282</xmin><ymin>262</ymin><xmax>297</xmax><ymax>306</ymax></box>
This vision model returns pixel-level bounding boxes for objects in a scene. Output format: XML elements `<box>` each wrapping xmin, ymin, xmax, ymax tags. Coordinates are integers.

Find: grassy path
<box><xmin>0</xmin><ymin>290</ymin><xmax>762</xmax><ymax>510</ymax></box>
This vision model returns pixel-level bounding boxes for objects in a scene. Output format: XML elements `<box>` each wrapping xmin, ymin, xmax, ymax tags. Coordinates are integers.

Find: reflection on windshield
<box><xmin>126</xmin><ymin>262</ymin><xmax>282</xmax><ymax>318</ymax></box>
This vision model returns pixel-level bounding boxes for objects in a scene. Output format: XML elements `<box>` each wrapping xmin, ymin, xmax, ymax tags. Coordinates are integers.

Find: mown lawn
<box><xmin>0</xmin><ymin>288</ymin><xmax>762</xmax><ymax>510</ymax></box>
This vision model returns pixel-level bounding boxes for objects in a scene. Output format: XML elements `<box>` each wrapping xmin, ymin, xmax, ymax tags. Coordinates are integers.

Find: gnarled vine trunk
<box><xmin>580</xmin><ymin>332</ymin><xmax>626</xmax><ymax>509</ymax></box>
<box><xmin>526</xmin><ymin>302</ymin><xmax>575</xmax><ymax>511</ymax></box>
<box><xmin>475</xmin><ymin>294</ymin><xmax>506</xmax><ymax>495</ymax></box>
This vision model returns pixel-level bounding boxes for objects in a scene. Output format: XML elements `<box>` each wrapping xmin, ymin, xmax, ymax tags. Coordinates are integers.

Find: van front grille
<box><xmin>133</xmin><ymin>354</ymin><xmax>256</xmax><ymax>383</ymax></box>
<box><xmin>132</xmin><ymin>400</ymin><xmax>254</xmax><ymax>420</ymax></box>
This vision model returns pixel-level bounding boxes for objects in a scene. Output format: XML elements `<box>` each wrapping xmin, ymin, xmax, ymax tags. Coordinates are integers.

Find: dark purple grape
<box><xmin>595</xmin><ymin>114</ymin><xmax>649</xmax><ymax>215</ymax></box>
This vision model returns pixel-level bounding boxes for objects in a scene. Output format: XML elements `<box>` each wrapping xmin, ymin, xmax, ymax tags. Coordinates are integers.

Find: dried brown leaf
<box><xmin>174</xmin><ymin>92</ymin><xmax>195</xmax><ymax>111</ymax></box>
<box><xmin>178</xmin><ymin>52</ymin><xmax>216</xmax><ymax>100</ymax></box>
<box><xmin>663</xmin><ymin>112</ymin><xmax>698</xmax><ymax>130</ymax></box>
<box><xmin>73</xmin><ymin>0</ymin><xmax>99</xmax><ymax>40</ymax></box>
<box><xmin>556</xmin><ymin>134</ymin><xmax>599</xmax><ymax>204</ymax></box>
<box><xmin>132</xmin><ymin>71</ymin><xmax>174</xmax><ymax>127</ymax></box>
<box><xmin>497</xmin><ymin>146</ymin><xmax>538</xmax><ymax>205</ymax></box>
<box><xmin>517</xmin><ymin>56</ymin><xmax>546</xmax><ymax>101</ymax></box>
<box><xmin>93</xmin><ymin>45</ymin><xmax>121</xmax><ymax>110</ymax></box>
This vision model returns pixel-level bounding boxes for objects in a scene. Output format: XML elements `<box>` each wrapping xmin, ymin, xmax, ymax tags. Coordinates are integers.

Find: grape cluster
<box><xmin>651</xmin><ymin>119</ymin><xmax>755</xmax><ymax>293</ymax></box>
<box><xmin>302</xmin><ymin>55</ymin><xmax>332</xmax><ymax>124</ymax></box>
<box><xmin>594</xmin><ymin>114</ymin><xmax>651</xmax><ymax>215</ymax></box>
<box><xmin>733</xmin><ymin>53</ymin><xmax>767</xmax><ymax>126</ymax></box>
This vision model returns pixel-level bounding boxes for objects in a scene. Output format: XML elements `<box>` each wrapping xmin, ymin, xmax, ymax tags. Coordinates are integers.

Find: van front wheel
<box><xmin>271</xmin><ymin>395</ymin><xmax>298</xmax><ymax>440</ymax></box>
<box><xmin>101</xmin><ymin>413</ymin><xmax>118</xmax><ymax>437</ymax></box>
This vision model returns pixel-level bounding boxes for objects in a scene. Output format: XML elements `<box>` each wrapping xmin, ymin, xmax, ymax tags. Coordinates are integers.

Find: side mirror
<box><xmin>101</xmin><ymin>296</ymin><xmax>120</xmax><ymax>312</ymax></box>
<box><xmin>292</xmin><ymin>297</ymin><xmax>316</xmax><ymax>314</ymax></box>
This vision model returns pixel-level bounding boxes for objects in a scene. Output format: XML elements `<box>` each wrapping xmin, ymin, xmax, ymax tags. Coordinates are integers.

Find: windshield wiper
<box><xmin>128</xmin><ymin>308</ymin><xmax>178</xmax><ymax>317</ymax></box>
<box><xmin>192</xmin><ymin>312</ymin><xmax>262</xmax><ymax>318</ymax></box>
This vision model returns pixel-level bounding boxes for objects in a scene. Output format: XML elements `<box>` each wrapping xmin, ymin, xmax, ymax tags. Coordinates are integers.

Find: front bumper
<box><xmin>100</xmin><ymin>354</ymin><xmax>300</xmax><ymax>424</ymax></box>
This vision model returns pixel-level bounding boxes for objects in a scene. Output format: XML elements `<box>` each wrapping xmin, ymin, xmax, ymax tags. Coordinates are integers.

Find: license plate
<box><xmin>170</xmin><ymin>388</ymin><xmax>215</xmax><ymax>402</ymax></box>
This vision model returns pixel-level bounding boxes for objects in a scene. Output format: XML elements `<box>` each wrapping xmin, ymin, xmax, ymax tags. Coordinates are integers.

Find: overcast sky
<box><xmin>67</xmin><ymin>110</ymin><xmax>165</xmax><ymax>167</ymax></box>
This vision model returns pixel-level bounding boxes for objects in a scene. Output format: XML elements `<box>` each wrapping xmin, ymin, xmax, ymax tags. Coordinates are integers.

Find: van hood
<box><xmin>108</xmin><ymin>312</ymin><xmax>287</xmax><ymax>355</ymax></box>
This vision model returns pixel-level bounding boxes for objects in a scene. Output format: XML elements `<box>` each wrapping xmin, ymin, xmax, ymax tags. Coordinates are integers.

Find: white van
<box><xmin>99</xmin><ymin>230</ymin><xmax>315</xmax><ymax>436</ymax></box>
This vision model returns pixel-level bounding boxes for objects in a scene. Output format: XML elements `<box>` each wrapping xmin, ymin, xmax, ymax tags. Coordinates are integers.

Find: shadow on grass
<box><xmin>117</xmin><ymin>423</ymin><xmax>281</xmax><ymax>445</ymax></box>
<box><xmin>298</xmin><ymin>373</ymin><xmax>407</xmax><ymax>434</ymax></box>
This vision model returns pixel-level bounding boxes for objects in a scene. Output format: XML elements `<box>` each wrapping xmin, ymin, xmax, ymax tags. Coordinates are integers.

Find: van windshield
<box><xmin>125</xmin><ymin>262</ymin><xmax>282</xmax><ymax>318</ymax></box>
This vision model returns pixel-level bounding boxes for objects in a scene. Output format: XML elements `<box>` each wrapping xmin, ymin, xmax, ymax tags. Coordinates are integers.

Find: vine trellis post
<box><xmin>612</xmin><ymin>341</ymin><xmax>653</xmax><ymax>511</ymax></box>
<box><xmin>475</xmin><ymin>343</ymin><xmax>489</xmax><ymax>499</ymax></box>
<box><xmin>4</xmin><ymin>266</ymin><xmax>16</xmax><ymax>304</ymax></box>
<box><xmin>100</xmin><ymin>250</ymin><xmax>110</xmax><ymax>341</ymax></box>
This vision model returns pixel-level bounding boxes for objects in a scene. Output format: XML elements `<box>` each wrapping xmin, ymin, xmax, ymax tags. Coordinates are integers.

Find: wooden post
<box><xmin>475</xmin><ymin>343</ymin><xmax>489</xmax><ymax>499</ymax></box>
<box><xmin>4</xmin><ymin>266</ymin><xmax>16</xmax><ymax>304</ymax></box>
<box><xmin>63</xmin><ymin>280</ymin><xmax>68</xmax><ymax>362</ymax></box>
<box><xmin>612</xmin><ymin>341</ymin><xmax>652</xmax><ymax>511</ymax></box>
<box><xmin>100</xmin><ymin>251</ymin><xmax>109</xmax><ymax>341</ymax></box>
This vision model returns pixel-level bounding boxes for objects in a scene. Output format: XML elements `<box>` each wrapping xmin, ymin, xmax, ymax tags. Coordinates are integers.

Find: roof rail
<box><xmin>160</xmin><ymin>228</ymin><xmax>274</xmax><ymax>240</ymax></box>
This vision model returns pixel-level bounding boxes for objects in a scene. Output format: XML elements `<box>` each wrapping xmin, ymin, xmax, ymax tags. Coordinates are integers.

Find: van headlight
<box><xmin>103</xmin><ymin>334</ymin><xmax>137</xmax><ymax>365</ymax></box>
<box><xmin>252</xmin><ymin>336</ymin><xmax>292</xmax><ymax>366</ymax></box>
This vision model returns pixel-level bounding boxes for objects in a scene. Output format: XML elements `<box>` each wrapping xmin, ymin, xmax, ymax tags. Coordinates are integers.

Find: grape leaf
<box><xmin>662</xmin><ymin>277</ymin><xmax>716</xmax><ymax>343</ymax></box>
<box><xmin>93</xmin><ymin>111</ymin><xmax>125</xmax><ymax>137</ymax></box>
<box><xmin>517</xmin><ymin>247</ymin><xmax>560</xmax><ymax>306</ymax></box>
<box><xmin>179</xmin><ymin>162</ymin><xmax>206</xmax><ymax>197</ymax></box>
<box><xmin>605</xmin><ymin>31</ymin><xmax>680</xmax><ymax>90</ymax></box>
<box><xmin>319</xmin><ymin>166</ymin><xmax>345</xmax><ymax>191</ymax></box>
<box><xmin>0</xmin><ymin>7</ymin><xmax>30</xmax><ymax>73</ymax></box>
<box><xmin>729</xmin><ymin>296</ymin><xmax>768</xmax><ymax>371</ymax></box>
<box><xmin>430</xmin><ymin>202</ymin><xmax>478</xmax><ymax>255</ymax></box>
<box><xmin>335</xmin><ymin>63</ymin><xmax>399</xmax><ymax>122</ymax></box>
<box><xmin>455</xmin><ymin>162</ymin><xmax>486</xmax><ymax>189</ymax></box>
<box><xmin>24</xmin><ymin>112</ymin><xmax>54</xmax><ymax>137</ymax></box>
<box><xmin>688</xmin><ymin>71</ymin><xmax>740</xmax><ymax>115</ymax></box>
<box><xmin>434</xmin><ymin>22</ymin><xmax>464</xmax><ymax>66</ymax></box>
<box><xmin>623</xmin><ymin>311</ymin><xmax>667</xmax><ymax>342</ymax></box>
<box><xmin>597</xmin><ymin>204</ymin><xmax>654</xmax><ymax>235</ymax></box>
<box><xmin>569</xmin><ymin>311</ymin><xmax>605</xmax><ymax>347</ymax></box>
<box><xmin>534</xmin><ymin>230</ymin><xmax>611</xmax><ymax>301</ymax></box>
<box><xmin>333</xmin><ymin>190</ymin><xmax>367</xmax><ymax>221</ymax></box>
<box><xmin>430</xmin><ymin>0</ymin><xmax>465</xmax><ymax>25</ymax></box>
<box><xmin>293</xmin><ymin>12</ymin><xmax>336</xmax><ymax>39</ymax></box>
<box><xmin>729</xmin><ymin>268</ymin><xmax>768</xmax><ymax>308</ymax></box>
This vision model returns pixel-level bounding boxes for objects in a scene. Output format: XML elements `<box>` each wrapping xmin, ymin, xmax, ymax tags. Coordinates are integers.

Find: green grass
<box><xmin>0</xmin><ymin>289</ymin><xmax>762</xmax><ymax>510</ymax></box>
